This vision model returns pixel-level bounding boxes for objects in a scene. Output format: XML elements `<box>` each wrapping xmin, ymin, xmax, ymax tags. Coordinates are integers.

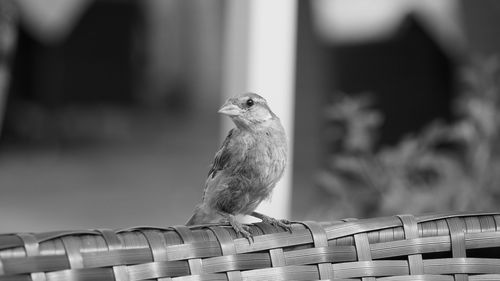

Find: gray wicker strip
<box><xmin>398</xmin><ymin>214</ymin><xmax>424</xmax><ymax>275</ymax></box>
<box><xmin>301</xmin><ymin>221</ymin><xmax>333</xmax><ymax>279</ymax></box>
<box><xmin>172</xmin><ymin>226</ymin><xmax>202</xmax><ymax>276</ymax></box>
<box><xmin>209</xmin><ymin>226</ymin><xmax>242</xmax><ymax>281</ymax></box>
<box><xmin>0</xmin><ymin>212</ymin><xmax>499</xmax><ymax>280</ymax></box>
<box><xmin>17</xmin><ymin>233</ymin><xmax>46</xmax><ymax>281</ymax></box>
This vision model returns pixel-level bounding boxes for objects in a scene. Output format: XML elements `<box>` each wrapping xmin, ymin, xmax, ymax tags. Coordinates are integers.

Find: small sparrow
<box><xmin>186</xmin><ymin>93</ymin><xmax>290</xmax><ymax>239</ymax></box>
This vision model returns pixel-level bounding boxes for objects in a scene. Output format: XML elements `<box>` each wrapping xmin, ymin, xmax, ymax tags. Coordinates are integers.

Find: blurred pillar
<box><xmin>222</xmin><ymin>0</ymin><xmax>297</xmax><ymax>220</ymax></box>
<box><xmin>0</xmin><ymin>1</ymin><xmax>17</xmax><ymax>137</ymax></box>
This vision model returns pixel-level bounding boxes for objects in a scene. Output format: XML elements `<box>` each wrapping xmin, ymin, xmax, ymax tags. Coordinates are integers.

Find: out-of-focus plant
<box><xmin>316</xmin><ymin>56</ymin><xmax>500</xmax><ymax>219</ymax></box>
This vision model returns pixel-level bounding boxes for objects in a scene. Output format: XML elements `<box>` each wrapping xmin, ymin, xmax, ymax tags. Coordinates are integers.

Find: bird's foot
<box><xmin>263</xmin><ymin>217</ymin><xmax>293</xmax><ymax>232</ymax></box>
<box><xmin>219</xmin><ymin>215</ymin><xmax>254</xmax><ymax>244</ymax></box>
<box><xmin>251</xmin><ymin>212</ymin><xmax>292</xmax><ymax>233</ymax></box>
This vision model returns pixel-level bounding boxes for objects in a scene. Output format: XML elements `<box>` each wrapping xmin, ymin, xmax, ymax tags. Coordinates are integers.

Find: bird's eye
<box><xmin>246</xmin><ymin>98</ymin><xmax>254</xmax><ymax>107</ymax></box>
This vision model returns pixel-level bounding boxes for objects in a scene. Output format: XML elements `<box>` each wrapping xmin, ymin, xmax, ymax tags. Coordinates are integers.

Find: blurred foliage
<box><xmin>317</xmin><ymin>56</ymin><xmax>500</xmax><ymax>218</ymax></box>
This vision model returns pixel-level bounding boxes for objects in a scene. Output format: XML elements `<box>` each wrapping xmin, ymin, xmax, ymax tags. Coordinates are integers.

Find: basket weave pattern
<box><xmin>0</xmin><ymin>212</ymin><xmax>499</xmax><ymax>280</ymax></box>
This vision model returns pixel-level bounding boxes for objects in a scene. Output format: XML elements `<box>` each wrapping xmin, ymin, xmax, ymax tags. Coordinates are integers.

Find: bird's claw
<box><xmin>233</xmin><ymin>223</ymin><xmax>254</xmax><ymax>244</ymax></box>
<box><xmin>219</xmin><ymin>217</ymin><xmax>254</xmax><ymax>244</ymax></box>
<box><xmin>262</xmin><ymin>217</ymin><xmax>293</xmax><ymax>233</ymax></box>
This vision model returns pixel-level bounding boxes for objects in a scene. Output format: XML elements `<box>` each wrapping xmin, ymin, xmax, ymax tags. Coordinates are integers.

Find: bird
<box><xmin>186</xmin><ymin>93</ymin><xmax>291</xmax><ymax>240</ymax></box>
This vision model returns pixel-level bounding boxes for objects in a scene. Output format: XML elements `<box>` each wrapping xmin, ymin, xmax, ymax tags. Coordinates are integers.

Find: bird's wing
<box><xmin>208</xmin><ymin>128</ymin><xmax>235</xmax><ymax>179</ymax></box>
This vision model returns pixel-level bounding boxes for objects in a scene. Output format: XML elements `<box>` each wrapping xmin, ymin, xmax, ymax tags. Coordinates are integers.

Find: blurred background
<box><xmin>0</xmin><ymin>0</ymin><xmax>499</xmax><ymax>232</ymax></box>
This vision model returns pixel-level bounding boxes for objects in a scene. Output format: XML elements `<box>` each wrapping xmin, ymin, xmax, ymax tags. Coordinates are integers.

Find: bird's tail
<box><xmin>185</xmin><ymin>211</ymin><xmax>204</xmax><ymax>226</ymax></box>
<box><xmin>185</xmin><ymin>205</ymin><xmax>218</xmax><ymax>225</ymax></box>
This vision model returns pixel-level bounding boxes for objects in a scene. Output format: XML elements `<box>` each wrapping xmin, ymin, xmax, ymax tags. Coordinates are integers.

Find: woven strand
<box><xmin>98</xmin><ymin>229</ymin><xmax>130</xmax><ymax>281</ymax></box>
<box><xmin>140</xmin><ymin>230</ymin><xmax>174</xmax><ymax>281</ymax></box>
<box><xmin>251</xmin><ymin>223</ymin><xmax>286</xmax><ymax>269</ymax></box>
<box><xmin>301</xmin><ymin>221</ymin><xmax>333</xmax><ymax>280</ymax></box>
<box><xmin>209</xmin><ymin>226</ymin><xmax>241</xmax><ymax>281</ymax></box>
<box><xmin>61</xmin><ymin>236</ymin><xmax>84</xmax><ymax>269</ymax></box>
<box><xmin>173</xmin><ymin>226</ymin><xmax>203</xmax><ymax>276</ymax></box>
<box><xmin>446</xmin><ymin>218</ymin><xmax>468</xmax><ymax>281</ymax></box>
<box><xmin>0</xmin><ymin>213</ymin><xmax>499</xmax><ymax>281</ymax></box>
<box><xmin>141</xmin><ymin>230</ymin><xmax>168</xmax><ymax>262</ymax></box>
<box><xmin>477</xmin><ymin>216</ymin><xmax>496</xmax><ymax>232</ymax></box>
<box><xmin>354</xmin><ymin>233</ymin><xmax>376</xmax><ymax>281</ymax></box>
<box><xmin>493</xmin><ymin>215</ymin><xmax>500</xmax><ymax>231</ymax></box>
<box><xmin>16</xmin><ymin>234</ymin><xmax>37</xmax><ymax>257</ymax></box>
<box><xmin>398</xmin><ymin>214</ymin><xmax>424</xmax><ymax>275</ymax></box>
<box><xmin>17</xmin><ymin>233</ymin><xmax>46</xmax><ymax>281</ymax></box>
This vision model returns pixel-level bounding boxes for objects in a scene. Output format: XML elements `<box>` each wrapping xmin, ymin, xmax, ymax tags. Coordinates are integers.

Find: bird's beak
<box><xmin>218</xmin><ymin>101</ymin><xmax>242</xmax><ymax>116</ymax></box>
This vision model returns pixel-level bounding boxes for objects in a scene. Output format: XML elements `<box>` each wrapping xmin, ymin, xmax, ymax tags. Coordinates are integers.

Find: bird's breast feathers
<box><xmin>232</xmin><ymin>125</ymin><xmax>287</xmax><ymax>187</ymax></box>
<box><xmin>203</xmin><ymin>122</ymin><xmax>287</xmax><ymax>214</ymax></box>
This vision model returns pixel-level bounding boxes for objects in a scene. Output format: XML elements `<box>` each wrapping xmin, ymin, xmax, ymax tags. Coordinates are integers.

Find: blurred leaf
<box><xmin>324</xmin><ymin>93</ymin><xmax>383</xmax><ymax>152</ymax></box>
<box><xmin>314</xmin><ymin>56</ymin><xmax>500</xmax><ymax>219</ymax></box>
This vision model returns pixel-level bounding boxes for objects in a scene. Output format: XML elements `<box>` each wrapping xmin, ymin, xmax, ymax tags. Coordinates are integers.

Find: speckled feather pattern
<box><xmin>206</xmin><ymin>121</ymin><xmax>287</xmax><ymax>214</ymax></box>
<box><xmin>186</xmin><ymin>94</ymin><xmax>287</xmax><ymax>225</ymax></box>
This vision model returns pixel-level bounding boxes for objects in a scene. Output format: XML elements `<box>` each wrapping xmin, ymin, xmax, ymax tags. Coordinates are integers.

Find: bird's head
<box><xmin>218</xmin><ymin>93</ymin><xmax>277</xmax><ymax>128</ymax></box>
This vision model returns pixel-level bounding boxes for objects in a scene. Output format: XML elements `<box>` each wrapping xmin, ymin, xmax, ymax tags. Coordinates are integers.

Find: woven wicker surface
<box><xmin>0</xmin><ymin>212</ymin><xmax>499</xmax><ymax>280</ymax></box>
